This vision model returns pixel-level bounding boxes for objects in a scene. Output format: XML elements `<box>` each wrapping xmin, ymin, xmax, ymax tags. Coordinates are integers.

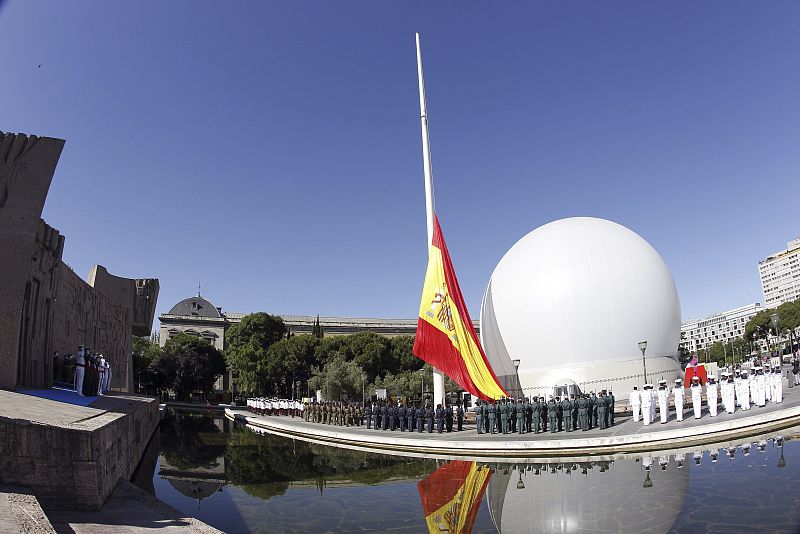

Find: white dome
<box><xmin>480</xmin><ymin>217</ymin><xmax>681</xmax><ymax>394</ymax></box>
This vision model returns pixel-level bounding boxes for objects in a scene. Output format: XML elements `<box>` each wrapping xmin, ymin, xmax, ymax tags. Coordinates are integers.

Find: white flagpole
<box><xmin>416</xmin><ymin>32</ymin><xmax>445</xmax><ymax>409</ymax></box>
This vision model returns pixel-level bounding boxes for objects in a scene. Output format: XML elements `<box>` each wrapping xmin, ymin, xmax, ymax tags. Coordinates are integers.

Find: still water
<box><xmin>148</xmin><ymin>409</ymin><xmax>800</xmax><ymax>534</ymax></box>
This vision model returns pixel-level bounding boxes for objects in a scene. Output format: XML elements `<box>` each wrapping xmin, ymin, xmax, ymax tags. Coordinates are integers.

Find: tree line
<box><xmin>132</xmin><ymin>312</ymin><xmax>457</xmax><ymax>402</ymax></box>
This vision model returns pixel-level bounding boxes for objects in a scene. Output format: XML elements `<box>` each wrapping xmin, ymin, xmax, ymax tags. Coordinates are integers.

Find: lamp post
<box><xmin>512</xmin><ymin>359</ymin><xmax>521</xmax><ymax>399</ymax></box>
<box><xmin>771</xmin><ymin>313</ymin><xmax>780</xmax><ymax>359</ymax></box>
<box><xmin>419</xmin><ymin>368</ymin><xmax>425</xmax><ymax>403</ymax></box>
<box><xmin>638</xmin><ymin>341</ymin><xmax>648</xmax><ymax>385</ymax></box>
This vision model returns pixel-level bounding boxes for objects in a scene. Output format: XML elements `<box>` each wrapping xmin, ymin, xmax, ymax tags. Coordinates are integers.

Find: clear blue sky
<box><xmin>2</xmin><ymin>1</ymin><xmax>799</xmax><ymax>324</ymax></box>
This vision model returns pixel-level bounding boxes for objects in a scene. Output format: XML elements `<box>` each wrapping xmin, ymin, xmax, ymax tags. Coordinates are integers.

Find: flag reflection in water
<box><xmin>417</xmin><ymin>460</ymin><xmax>492</xmax><ymax>534</ymax></box>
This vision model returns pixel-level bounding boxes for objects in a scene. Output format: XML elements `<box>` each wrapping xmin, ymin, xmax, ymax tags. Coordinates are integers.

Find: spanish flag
<box><xmin>413</xmin><ymin>215</ymin><xmax>507</xmax><ymax>400</ymax></box>
<box><xmin>417</xmin><ymin>461</ymin><xmax>492</xmax><ymax>534</ymax></box>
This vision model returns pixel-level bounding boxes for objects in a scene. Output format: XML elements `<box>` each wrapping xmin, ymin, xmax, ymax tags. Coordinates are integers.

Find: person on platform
<box><xmin>387</xmin><ymin>402</ymin><xmax>396</xmax><ymax>431</ymax></box>
<box><xmin>397</xmin><ymin>401</ymin><xmax>405</xmax><ymax>431</ymax></box>
<box><xmin>755</xmin><ymin>367</ymin><xmax>767</xmax><ymax>407</ymax></box>
<box><xmin>630</xmin><ymin>386</ymin><xmax>641</xmax><ymax>423</ymax></box>
<box><xmin>657</xmin><ymin>380</ymin><xmax>669</xmax><ymax>424</ymax></box>
<box><xmin>531</xmin><ymin>397</ymin><xmax>542</xmax><ymax>434</ymax></box>
<box><xmin>446</xmin><ymin>403</ymin><xmax>454</xmax><ymax>432</ymax></box>
<box><xmin>475</xmin><ymin>400</ymin><xmax>484</xmax><ymax>434</ymax></box>
<box><xmin>407</xmin><ymin>403</ymin><xmax>415</xmax><ymax>431</ymax></box>
<box><xmin>74</xmin><ymin>346</ymin><xmax>86</xmax><ymax>396</ymax></box>
<box><xmin>691</xmin><ymin>376</ymin><xmax>703</xmax><ymax>419</ymax></box>
<box><xmin>773</xmin><ymin>366</ymin><xmax>783</xmax><ymax>403</ymax></box>
<box><xmin>426</xmin><ymin>403</ymin><xmax>434</xmax><ymax>433</ymax></box>
<box><xmin>97</xmin><ymin>355</ymin><xmax>106</xmax><ymax>395</ymax></box>
<box><xmin>673</xmin><ymin>379</ymin><xmax>684</xmax><ymax>422</ymax></box>
<box><xmin>707</xmin><ymin>375</ymin><xmax>719</xmax><ymax>417</ymax></box>
<box><xmin>590</xmin><ymin>392</ymin><xmax>598</xmax><ymax>428</ymax></box>
<box><xmin>104</xmin><ymin>358</ymin><xmax>111</xmax><ymax>393</ymax></box>
<box><xmin>641</xmin><ymin>385</ymin><xmax>653</xmax><ymax>426</ymax></box>
<box><xmin>547</xmin><ymin>396</ymin><xmax>558</xmax><ymax>433</ymax></box>
<box><xmin>380</xmin><ymin>401</ymin><xmax>388</xmax><ymax>430</ymax></box>
<box><xmin>792</xmin><ymin>358</ymin><xmax>800</xmax><ymax>386</ymax></box>
<box><xmin>739</xmin><ymin>371</ymin><xmax>751</xmax><ymax>410</ymax></box>
<box><xmin>456</xmin><ymin>403</ymin><xmax>464</xmax><ymax>431</ymax></box>
<box><xmin>516</xmin><ymin>398</ymin><xmax>525</xmax><ymax>434</ymax></box>
<box><xmin>577</xmin><ymin>394</ymin><xmax>589</xmax><ymax>431</ymax></box>
<box><xmin>416</xmin><ymin>403</ymin><xmax>425</xmax><ymax>433</ymax></box>
<box><xmin>435</xmin><ymin>404</ymin><xmax>444</xmax><ymax>433</ymax></box>
<box><xmin>596</xmin><ymin>392</ymin><xmax>607</xmax><ymax>429</ymax></box>
<box><xmin>556</xmin><ymin>396</ymin><xmax>568</xmax><ymax>432</ymax></box>
<box><xmin>488</xmin><ymin>401</ymin><xmax>497</xmax><ymax>435</ymax></box>
<box><xmin>499</xmin><ymin>398</ymin><xmax>509</xmax><ymax>434</ymax></box>
<box><xmin>650</xmin><ymin>384</ymin><xmax>658</xmax><ymax>423</ymax></box>
<box><xmin>606</xmin><ymin>391</ymin><xmax>615</xmax><ymax>426</ymax></box>
<box><xmin>365</xmin><ymin>402</ymin><xmax>372</xmax><ymax>429</ymax></box>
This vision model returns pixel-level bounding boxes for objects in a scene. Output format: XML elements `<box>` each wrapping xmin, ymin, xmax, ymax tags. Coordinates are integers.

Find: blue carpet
<box><xmin>18</xmin><ymin>387</ymin><xmax>98</xmax><ymax>406</ymax></box>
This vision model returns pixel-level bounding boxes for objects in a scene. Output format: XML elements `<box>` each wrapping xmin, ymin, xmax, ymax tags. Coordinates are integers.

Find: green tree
<box><xmin>311</xmin><ymin>315</ymin><xmax>324</xmax><ymax>339</ymax></box>
<box><xmin>159</xmin><ymin>334</ymin><xmax>226</xmax><ymax>401</ymax></box>
<box><xmin>225</xmin><ymin>313</ymin><xmax>287</xmax><ymax>396</ymax></box>
<box><xmin>132</xmin><ymin>335</ymin><xmax>161</xmax><ymax>394</ymax></box>
<box><xmin>265</xmin><ymin>335</ymin><xmax>320</xmax><ymax>398</ymax></box>
<box><xmin>308</xmin><ymin>354</ymin><xmax>365</xmax><ymax>401</ymax></box>
<box><xmin>343</xmin><ymin>332</ymin><xmax>393</xmax><ymax>382</ymax></box>
<box><xmin>391</xmin><ymin>335</ymin><xmax>423</xmax><ymax>371</ymax></box>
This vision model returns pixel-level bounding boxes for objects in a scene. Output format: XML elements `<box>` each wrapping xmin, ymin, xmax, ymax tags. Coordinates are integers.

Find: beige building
<box><xmin>759</xmin><ymin>238</ymin><xmax>800</xmax><ymax>308</ymax></box>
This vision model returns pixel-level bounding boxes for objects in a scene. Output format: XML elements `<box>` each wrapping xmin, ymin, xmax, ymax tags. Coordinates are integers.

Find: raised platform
<box><xmin>226</xmin><ymin>385</ymin><xmax>800</xmax><ymax>459</ymax></box>
<box><xmin>0</xmin><ymin>390</ymin><xmax>159</xmax><ymax>511</ymax></box>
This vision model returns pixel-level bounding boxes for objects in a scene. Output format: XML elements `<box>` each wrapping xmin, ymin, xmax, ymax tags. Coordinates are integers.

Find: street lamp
<box><xmin>771</xmin><ymin>313</ymin><xmax>780</xmax><ymax>358</ymax></box>
<box><xmin>419</xmin><ymin>368</ymin><xmax>425</xmax><ymax>402</ymax></box>
<box><xmin>638</xmin><ymin>341</ymin><xmax>648</xmax><ymax>385</ymax></box>
<box><xmin>513</xmin><ymin>359</ymin><xmax>521</xmax><ymax>399</ymax></box>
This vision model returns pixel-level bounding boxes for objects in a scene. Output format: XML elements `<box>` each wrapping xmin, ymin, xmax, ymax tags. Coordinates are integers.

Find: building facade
<box><xmin>759</xmin><ymin>238</ymin><xmax>800</xmax><ymax>308</ymax></box>
<box><xmin>680</xmin><ymin>303</ymin><xmax>763</xmax><ymax>354</ymax></box>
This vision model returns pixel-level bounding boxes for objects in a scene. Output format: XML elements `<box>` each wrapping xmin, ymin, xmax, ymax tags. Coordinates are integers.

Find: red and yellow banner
<box><xmin>418</xmin><ymin>460</ymin><xmax>492</xmax><ymax>534</ymax></box>
<box><xmin>413</xmin><ymin>215</ymin><xmax>507</xmax><ymax>400</ymax></box>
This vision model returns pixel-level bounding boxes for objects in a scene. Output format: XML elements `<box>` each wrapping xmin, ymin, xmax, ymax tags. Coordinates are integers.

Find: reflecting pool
<box><xmin>149</xmin><ymin>409</ymin><xmax>800</xmax><ymax>533</ymax></box>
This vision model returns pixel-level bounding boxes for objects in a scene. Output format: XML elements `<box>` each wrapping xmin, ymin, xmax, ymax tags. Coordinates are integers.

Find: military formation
<box><xmin>473</xmin><ymin>392</ymin><xmax>615</xmax><ymax>434</ymax></box>
<box><xmin>630</xmin><ymin>364</ymin><xmax>786</xmax><ymax>425</ymax></box>
<box><xmin>247</xmin><ymin>398</ymin><xmax>305</xmax><ymax>417</ymax></box>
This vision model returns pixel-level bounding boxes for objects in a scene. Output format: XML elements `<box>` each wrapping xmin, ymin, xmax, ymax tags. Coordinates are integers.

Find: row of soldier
<box><xmin>246</xmin><ymin>398</ymin><xmax>304</xmax><ymax>417</ymax></box>
<box><xmin>474</xmin><ymin>392</ymin><xmax>616</xmax><ymax>434</ymax></box>
<box><xmin>631</xmin><ymin>365</ymin><xmax>785</xmax><ymax>425</ymax></box>
<box><xmin>363</xmin><ymin>401</ymin><xmax>465</xmax><ymax>433</ymax></box>
<box><xmin>74</xmin><ymin>345</ymin><xmax>112</xmax><ymax>397</ymax></box>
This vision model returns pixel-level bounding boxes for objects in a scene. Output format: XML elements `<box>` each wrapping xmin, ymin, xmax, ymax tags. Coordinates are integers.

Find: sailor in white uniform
<box><xmin>706</xmin><ymin>375</ymin><xmax>719</xmax><ymax>417</ymax></box>
<box><xmin>657</xmin><ymin>379</ymin><xmax>670</xmax><ymax>424</ymax></box>
<box><xmin>630</xmin><ymin>386</ymin><xmax>642</xmax><ymax>423</ymax></box>
<box><xmin>641</xmin><ymin>384</ymin><xmax>653</xmax><ymax>426</ymax></box>
<box><xmin>690</xmin><ymin>376</ymin><xmax>703</xmax><ymax>419</ymax></box>
<box><xmin>75</xmin><ymin>345</ymin><xmax>86</xmax><ymax>396</ymax></box>
<box><xmin>739</xmin><ymin>371</ymin><xmax>751</xmax><ymax>410</ymax></box>
<box><xmin>673</xmin><ymin>379</ymin><xmax>684</xmax><ymax>422</ymax></box>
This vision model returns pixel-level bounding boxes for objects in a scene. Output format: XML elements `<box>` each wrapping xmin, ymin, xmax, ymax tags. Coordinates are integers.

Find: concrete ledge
<box><xmin>226</xmin><ymin>404</ymin><xmax>800</xmax><ymax>458</ymax></box>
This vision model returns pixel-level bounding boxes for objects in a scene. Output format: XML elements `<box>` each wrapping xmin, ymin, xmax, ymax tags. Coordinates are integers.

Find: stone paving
<box><xmin>229</xmin><ymin>382</ymin><xmax>800</xmax><ymax>456</ymax></box>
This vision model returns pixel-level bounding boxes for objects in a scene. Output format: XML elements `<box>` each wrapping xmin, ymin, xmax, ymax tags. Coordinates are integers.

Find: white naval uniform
<box><xmin>673</xmin><ymin>386</ymin><xmax>684</xmax><ymax>422</ymax></box>
<box><xmin>765</xmin><ymin>374</ymin><xmax>772</xmax><ymax>402</ymax></box>
<box><xmin>641</xmin><ymin>389</ymin><xmax>653</xmax><ymax>426</ymax></box>
<box><xmin>756</xmin><ymin>374</ymin><xmax>767</xmax><ymax>406</ymax></box>
<box><xmin>650</xmin><ymin>389</ymin><xmax>657</xmax><ymax>423</ymax></box>
<box><xmin>657</xmin><ymin>387</ymin><xmax>669</xmax><ymax>424</ymax></box>
<box><xmin>774</xmin><ymin>372</ymin><xmax>783</xmax><ymax>403</ymax></box>
<box><xmin>630</xmin><ymin>390</ymin><xmax>641</xmax><ymax>423</ymax></box>
<box><xmin>739</xmin><ymin>377</ymin><xmax>751</xmax><ymax>410</ymax></box>
<box><xmin>691</xmin><ymin>384</ymin><xmax>703</xmax><ymax>419</ymax></box>
<box><xmin>75</xmin><ymin>350</ymin><xmax>86</xmax><ymax>396</ymax></box>
<box><xmin>707</xmin><ymin>381</ymin><xmax>718</xmax><ymax>417</ymax></box>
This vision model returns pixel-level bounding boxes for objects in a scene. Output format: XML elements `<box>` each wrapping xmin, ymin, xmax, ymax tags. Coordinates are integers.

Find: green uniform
<box><xmin>516</xmin><ymin>401</ymin><xmax>525</xmax><ymax>433</ymax></box>
<box><xmin>560</xmin><ymin>398</ymin><xmax>573</xmax><ymax>432</ymax></box>
<box><xmin>499</xmin><ymin>401</ymin><xmax>508</xmax><ymax>434</ymax></box>
<box><xmin>487</xmin><ymin>403</ymin><xmax>496</xmax><ymax>434</ymax></box>
<box><xmin>597</xmin><ymin>395</ymin><xmax>607</xmax><ymax>429</ymax></box>
<box><xmin>531</xmin><ymin>400</ymin><xmax>541</xmax><ymax>434</ymax></box>
<box><xmin>577</xmin><ymin>397</ymin><xmax>589</xmax><ymax>431</ymax></box>
<box><xmin>547</xmin><ymin>400</ymin><xmax>558</xmax><ymax>433</ymax></box>
<box><xmin>475</xmin><ymin>401</ymin><xmax>484</xmax><ymax>434</ymax></box>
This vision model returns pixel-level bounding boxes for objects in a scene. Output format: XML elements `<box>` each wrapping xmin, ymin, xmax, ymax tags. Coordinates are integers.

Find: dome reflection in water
<box><xmin>152</xmin><ymin>410</ymin><xmax>800</xmax><ymax>534</ymax></box>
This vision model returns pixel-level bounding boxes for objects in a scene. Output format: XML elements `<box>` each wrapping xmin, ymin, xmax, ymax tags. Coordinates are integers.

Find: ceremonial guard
<box><xmin>488</xmin><ymin>401</ymin><xmax>497</xmax><ymax>434</ymax></box>
<box><xmin>407</xmin><ymin>403</ymin><xmax>415</xmax><ymax>431</ymax></box>
<box><xmin>365</xmin><ymin>402</ymin><xmax>372</xmax><ymax>429</ymax></box>
<box><xmin>590</xmin><ymin>392</ymin><xmax>598</xmax><ymax>428</ymax></box>
<box><xmin>773</xmin><ymin>366</ymin><xmax>783</xmax><ymax>403</ymax></box>
<box><xmin>499</xmin><ymin>398</ymin><xmax>509</xmax><ymax>434</ymax></box>
<box><xmin>388</xmin><ymin>402</ymin><xmax>396</xmax><ymax>431</ymax></box>
<box><xmin>754</xmin><ymin>367</ymin><xmax>766</xmax><ymax>407</ymax></box>
<box><xmin>426</xmin><ymin>403</ymin><xmax>434</xmax><ymax>433</ymax></box>
<box><xmin>531</xmin><ymin>398</ymin><xmax>542</xmax><ymax>434</ymax></box>
<box><xmin>673</xmin><ymin>379</ymin><xmax>684</xmax><ymax>422</ymax></box>
<box><xmin>380</xmin><ymin>402</ymin><xmax>388</xmax><ymax>430</ymax></box>
<box><xmin>540</xmin><ymin>397</ymin><xmax>548</xmax><ymax>432</ymax></box>
<box><xmin>596</xmin><ymin>392</ymin><xmax>607</xmax><ymax>429</ymax></box>
<box><xmin>75</xmin><ymin>346</ymin><xmax>86</xmax><ymax>396</ymax></box>
<box><xmin>524</xmin><ymin>397</ymin><xmax>533</xmax><ymax>433</ymax></box>
<box><xmin>560</xmin><ymin>396</ymin><xmax>572</xmax><ymax>432</ymax></box>
<box><xmin>516</xmin><ymin>399</ymin><xmax>525</xmax><ymax>434</ymax></box>
<box><xmin>445</xmin><ymin>403</ymin><xmax>453</xmax><ymax>432</ymax></box>
<box><xmin>657</xmin><ymin>380</ymin><xmax>669</xmax><ymax>424</ymax></box>
<box><xmin>416</xmin><ymin>403</ymin><xmax>425</xmax><ymax>432</ymax></box>
<box><xmin>606</xmin><ymin>391</ymin><xmax>615</xmax><ymax>426</ymax></box>
<box><xmin>630</xmin><ymin>386</ymin><xmax>641</xmax><ymax>423</ymax></box>
<box><xmin>577</xmin><ymin>394</ymin><xmax>589</xmax><ymax>431</ymax></box>
<box><xmin>435</xmin><ymin>404</ymin><xmax>444</xmax><ymax>433</ymax></box>
<box><xmin>456</xmin><ymin>403</ymin><xmax>464</xmax><ymax>431</ymax></box>
<box><xmin>475</xmin><ymin>400</ymin><xmax>484</xmax><ymax>434</ymax></box>
<box><xmin>739</xmin><ymin>371</ymin><xmax>751</xmax><ymax>410</ymax></box>
<box><xmin>690</xmin><ymin>376</ymin><xmax>703</xmax><ymax>418</ymax></box>
<box><xmin>547</xmin><ymin>396</ymin><xmax>558</xmax><ymax>433</ymax></box>
<box><xmin>707</xmin><ymin>375</ymin><xmax>719</xmax><ymax>417</ymax></box>
<box><xmin>641</xmin><ymin>385</ymin><xmax>653</xmax><ymax>425</ymax></box>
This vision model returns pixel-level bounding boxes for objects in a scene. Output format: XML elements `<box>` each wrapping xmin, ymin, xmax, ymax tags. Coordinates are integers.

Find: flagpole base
<box><xmin>433</xmin><ymin>369</ymin><xmax>445</xmax><ymax>407</ymax></box>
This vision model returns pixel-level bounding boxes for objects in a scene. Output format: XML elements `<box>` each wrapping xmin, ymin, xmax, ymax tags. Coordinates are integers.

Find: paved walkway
<box><xmin>42</xmin><ymin>480</ymin><xmax>222</xmax><ymax>534</ymax></box>
<box><xmin>227</xmin><ymin>383</ymin><xmax>800</xmax><ymax>458</ymax></box>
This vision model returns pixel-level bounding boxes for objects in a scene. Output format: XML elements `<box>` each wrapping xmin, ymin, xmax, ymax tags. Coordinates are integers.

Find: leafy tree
<box><xmin>132</xmin><ymin>335</ymin><xmax>161</xmax><ymax>394</ymax></box>
<box><xmin>311</xmin><ymin>315</ymin><xmax>324</xmax><ymax>339</ymax></box>
<box><xmin>225</xmin><ymin>313</ymin><xmax>287</xmax><ymax>396</ymax></box>
<box><xmin>308</xmin><ymin>354</ymin><xmax>365</xmax><ymax>401</ymax></box>
<box><xmin>265</xmin><ymin>335</ymin><xmax>319</xmax><ymax>398</ymax></box>
<box><xmin>159</xmin><ymin>412</ymin><xmax>226</xmax><ymax>470</ymax></box>
<box><xmin>391</xmin><ymin>335</ymin><xmax>423</xmax><ymax>371</ymax></box>
<box><xmin>159</xmin><ymin>334</ymin><xmax>226</xmax><ymax>400</ymax></box>
<box><xmin>343</xmin><ymin>332</ymin><xmax>393</xmax><ymax>382</ymax></box>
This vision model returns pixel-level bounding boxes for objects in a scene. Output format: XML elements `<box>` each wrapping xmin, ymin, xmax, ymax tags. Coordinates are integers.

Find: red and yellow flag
<box><xmin>413</xmin><ymin>215</ymin><xmax>507</xmax><ymax>400</ymax></box>
<box><xmin>417</xmin><ymin>460</ymin><xmax>492</xmax><ymax>534</ymax></box>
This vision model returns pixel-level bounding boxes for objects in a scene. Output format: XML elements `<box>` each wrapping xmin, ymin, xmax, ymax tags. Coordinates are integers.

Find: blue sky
<box><xmin>2</xmin><ymin>1</ymin><xmax>799</xmax><ymax>324</ymax></box>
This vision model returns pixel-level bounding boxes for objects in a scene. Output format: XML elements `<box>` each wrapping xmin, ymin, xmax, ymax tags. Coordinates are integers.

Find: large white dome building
<box><xmin>480</xmin><ymin>217</ymin><xmax>681</xmax><ymax>398</ymax></box>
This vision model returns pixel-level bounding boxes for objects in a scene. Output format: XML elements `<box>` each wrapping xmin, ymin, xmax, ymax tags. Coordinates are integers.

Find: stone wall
<box><xmin>0</xmin><ymin>130</ymin><xmax>159</xmax><ymax>392</ymax></box>
<box><xmin>0</xmin><ymin>391</ymin><xmax>159</xmax><ymax>511</ymax></box>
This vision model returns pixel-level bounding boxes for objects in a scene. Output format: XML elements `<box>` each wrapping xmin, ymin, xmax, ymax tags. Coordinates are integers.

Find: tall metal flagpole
<box><xmin>416</xmin><ymin>32</ymin><xmax>445</xmax><ymax>409</ymax></box>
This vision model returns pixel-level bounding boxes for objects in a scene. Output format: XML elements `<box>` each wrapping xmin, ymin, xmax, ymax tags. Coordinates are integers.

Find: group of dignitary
<box><xmin>474</xmin><ymin>392</ymin><xmax>616</xmax><ymax>434</ymax></box>
<box><xmin>73</xmin><ymin>345</ymin><xmax>112</xmax><ymax>396</ymax></box>
<box><xmin>630</xmin><ymin>364</ymin><xmax>786</xmax><ymax>426</ymax></box>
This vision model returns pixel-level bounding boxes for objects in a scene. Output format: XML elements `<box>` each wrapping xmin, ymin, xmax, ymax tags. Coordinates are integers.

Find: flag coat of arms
<box><xmin>413</xmin><ymin>215</ymin><xmax>507</xmax><ymax>400</ymax></box>
<box><xmin>417</xmin><ymin>461</ymin><xmax>492</xmax><ymax>534</ymax></box>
